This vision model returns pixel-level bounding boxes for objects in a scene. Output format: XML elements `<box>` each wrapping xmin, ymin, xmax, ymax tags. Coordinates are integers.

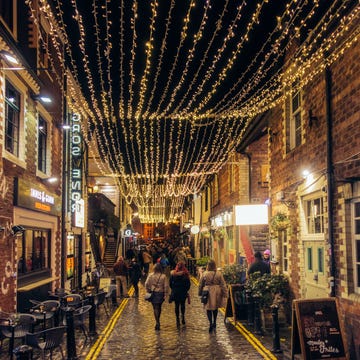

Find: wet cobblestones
<box><xmin>0</xmin><ymin>277</ymin><xmax>292</xmax><ymax>359</ymax></box>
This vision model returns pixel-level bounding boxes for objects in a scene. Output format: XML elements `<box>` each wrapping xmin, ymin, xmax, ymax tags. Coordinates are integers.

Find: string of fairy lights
<box><xmin>28</xmin><ymin>0</ymin><xmax>359</xmax><ymax>223</ymax></box>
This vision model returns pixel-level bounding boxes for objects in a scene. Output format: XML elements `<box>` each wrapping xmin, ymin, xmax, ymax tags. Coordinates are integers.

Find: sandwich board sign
<box><xmin>291</xmin><ymin>298</ymin><xmax>348</xmax><ymax>359</ymax></box>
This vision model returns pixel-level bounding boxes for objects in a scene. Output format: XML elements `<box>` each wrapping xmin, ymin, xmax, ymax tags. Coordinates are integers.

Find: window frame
<box><xmin>285</xmin><ymin>80</ymin><xmax>303</xmax><ymax>152</ymax></box>
<box><xmin>352</xmin><ymin>199</ymin><xmax>360</xmax><ymax>294</ymax></box>
<box><xmin>303</xmin><ymin>195</ymin><xmax>325</xmax><ymax>235</ymax></box>
<box><xmin>0</xmin><ymin>0</ymin><xmax>17</xmax><ymax>37</ymax></box>
<box><xmin>37</xmin><ymin>115</ymin><xmax>48</xmax><ymax>174</ymax></box>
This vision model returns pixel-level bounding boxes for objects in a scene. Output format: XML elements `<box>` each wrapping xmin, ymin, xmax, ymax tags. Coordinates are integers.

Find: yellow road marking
<box><xmin>192</xmin><ymin>276</ymin><xmax>277</xmax><ymax>359</ymax></box>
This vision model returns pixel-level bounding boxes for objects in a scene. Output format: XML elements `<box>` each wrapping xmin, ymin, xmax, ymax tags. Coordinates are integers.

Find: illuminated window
<box><xmin>305</xmin><ymin>196</ymin><xmax>325</xmax><ymax>234</ymax></box>
<box><xmin>5</xmin><ymin>80</ymin><xmax>20</xmax><ymax>156</ymax></box>
<box><xmin>17</xmin><ymin>228</ymin><xmax>50</xmax><ymax>276</ymax></box>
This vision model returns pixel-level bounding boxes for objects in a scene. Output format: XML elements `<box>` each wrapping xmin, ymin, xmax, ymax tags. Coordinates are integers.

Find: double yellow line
<box><xmin>192</xmin><ymin>277</ymin><xmax>277</xmax><ymax>360</ymax></box>
<box><xmin>85</xmin><ymin>289</ymin><xmax>133</xmax><ymax>360</ymax></box>
<box><xmin>87</xmin><ymin>280</ymin><xmax>277</xmax><ymax>360</ymax></box>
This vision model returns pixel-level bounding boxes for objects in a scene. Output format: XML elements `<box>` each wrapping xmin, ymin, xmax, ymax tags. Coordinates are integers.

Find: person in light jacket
<box><xmin>198</xmin><ymin>259</ymin><xmax>227</xmax><ymax>333</ymax></box>
<box><xmin>145</xmin><ymin>263</ymin><xmax>169</xmax><ymax>330</ymax></box>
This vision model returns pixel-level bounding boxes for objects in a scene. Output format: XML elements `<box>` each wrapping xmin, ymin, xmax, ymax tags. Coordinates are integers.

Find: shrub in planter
<box><xmin>223</xmin><ymin>263</ymin><xmax>247</xmax><ymax>285</ymax></box>
<box><xmin>195</xmin><ymin>256</ymin><xmax>211</xmax><ymax>267</ymax></box>
<box><xmin>245</xmin><ymin>272</ymin><xmax>290</xmax><ymax>309</ymax></box>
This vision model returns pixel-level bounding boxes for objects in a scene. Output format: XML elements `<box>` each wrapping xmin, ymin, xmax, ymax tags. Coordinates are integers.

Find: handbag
<box><xmin>201</xmin><ymin>288</ymin><xmax>209</xmax><ymax>304</ymax></box>
<box><xmin>145</xmin><ymin>274</ymin><xmax>162</xmax><ymax>302</ymax></box>
<box><xmin>168</xmin><ymin>291</ymin><xmax>175</xmax><ymax>303</ymax></box>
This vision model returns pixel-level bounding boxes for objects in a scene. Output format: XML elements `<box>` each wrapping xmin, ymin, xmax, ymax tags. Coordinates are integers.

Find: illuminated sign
<box><xmin>234</xmin><ymin>204</ymin><xmax>269</xmax><ymax>225</ymax></box>
<box><xmin>70</xmin><ymin>113</ymin><xmax>83</xmax><ymax>227</ymax></box>
<box><xmin>15</xmin><ymin>178</ymin><xmax>61</xmax><ymax>216</ymax></box>
<box><xmin>74</xmin><ymin>198</ymin><xmax>85</xmax><ymax>228</ymax></box>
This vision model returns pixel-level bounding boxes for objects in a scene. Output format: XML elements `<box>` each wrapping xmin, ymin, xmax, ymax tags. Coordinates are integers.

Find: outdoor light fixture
<box><xmin>32</xmin><ymin>94</ymin><xmax>52</xmax><ymax>103</ymax></box>
<box><xmin>11</xmin><ymin>225</ymin><xmax>25</xmax><ymax>236</ymax></box>
<box><xmin>43</xmin><ymin>177</ymin><xmax>58</xmax><ymax>184</ymax></box>
<box><xmin>0</xmin><ymin>50</ymin><xmax>19</xmax><ymax>65</ymax></box>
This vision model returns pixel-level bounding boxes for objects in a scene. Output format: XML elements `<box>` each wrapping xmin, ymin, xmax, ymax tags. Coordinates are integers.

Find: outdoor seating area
<box><xmin>0</xmin><ymin>284</ymin><xmax>115</xmax><ymax>359</ymax></box>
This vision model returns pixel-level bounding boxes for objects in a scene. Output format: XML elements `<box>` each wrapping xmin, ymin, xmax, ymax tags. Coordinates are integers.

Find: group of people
<box><xmin>113</xmin><ymin>247</ymin><xmax>271</xmax><ymax>333</ymax></box>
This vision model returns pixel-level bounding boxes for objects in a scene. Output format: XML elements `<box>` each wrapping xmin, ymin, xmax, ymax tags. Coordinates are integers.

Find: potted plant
<box><xmin>195</xmin><ymin>256</ymin><xmax>210</xmax><ymax>278</ymax></box>
<box><xmin>222</xmin><ymin>263</ymin><xmax>247</xmax><ymax>285</ymax></box>
<box><xmin>245</xmin><ymin>272</ymin><xmax>290</xmax><ymax>328</ymax></box>
<box><xmin>270</xmin><ymin>211</ymin><xmax>290</xmax><ymax>231</ymax></box>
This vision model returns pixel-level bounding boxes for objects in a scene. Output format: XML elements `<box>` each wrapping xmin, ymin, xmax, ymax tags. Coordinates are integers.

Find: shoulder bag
<box><xmin>145</xmin><ymin>274</ymin><xmax>162</xmax><ymax>302</ymax></box>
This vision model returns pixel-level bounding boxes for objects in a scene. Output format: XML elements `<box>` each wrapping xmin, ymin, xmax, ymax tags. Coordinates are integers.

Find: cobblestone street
<box><xmin>0</xmin><ymin>277</ymin><xmax>292</xmax><ymax>360</ymax></box>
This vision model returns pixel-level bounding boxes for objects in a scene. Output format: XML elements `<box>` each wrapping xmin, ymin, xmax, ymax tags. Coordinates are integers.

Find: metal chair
<box><xmin>94</xmin><ymin>291</ymin><xmax>109</xmax><ymax>316</ymax></box>
<box><xmin>25</xmin><ymin>326</ymin><xmax>66</xmax><ymax>360</ymax></box>
<box><xmin>0</xmin><ymin>313</ymin><xmax>36</xmax><ymax>356</ymax></box>
<box><xmin>30</xmin><ymin>300</ymin><xmax>60</xmax><ymax>330</ymax></box>
<box><xmin>72</xmin><ymin>305</ymin><xmax>92</xmax><ymax>341</ymax></box>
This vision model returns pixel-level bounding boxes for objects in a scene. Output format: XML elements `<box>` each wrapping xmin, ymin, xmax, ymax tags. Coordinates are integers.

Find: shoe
<box><xmin>155</xmin><ymin>324</ymin><xmax>160</xmax><ymax>330</ymax></box>
<box><xmin>176</xmin><ymin>318</ymin><xmax>180</xmax><ymax>328</ymax></box>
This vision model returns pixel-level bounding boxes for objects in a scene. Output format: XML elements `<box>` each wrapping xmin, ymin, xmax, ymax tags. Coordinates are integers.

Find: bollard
<box><xmin>13</xmin><ymin>345</ymin><xmax>33</xmax><ymax>360</ymax></box>
<box><xmin>253</xmin><ymin>296</ymin><xmax>263</xmax><ymax>335</ymax></box>
<box><xmin>65</xmin><ymin>308</ymin><xmax>78</xmax><ymax>360</ymax></box>
<box><xmin>245</xmin><ymin>289</ymin><xmax>254</xmax><ymax>326</ymax></box>
<box><xmin>271</xmin><ymin>305</ymin><xmax>283</xmax><ymax>353</ymax></box>
<box><xmin>87</xmin><ymin>294</ymin><xmax>97</xmax><ymax>336</ymax></box>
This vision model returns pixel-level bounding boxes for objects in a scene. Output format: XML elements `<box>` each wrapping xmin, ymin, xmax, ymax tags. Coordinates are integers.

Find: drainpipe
<box><xmin>325</xmin><ymin>67</ymin><xmax>336</xmax><ymax>298</ymax></box>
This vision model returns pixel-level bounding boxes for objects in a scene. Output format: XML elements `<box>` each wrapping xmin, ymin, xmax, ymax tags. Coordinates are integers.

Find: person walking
<box><xmin>248</xmin><ymin>251</ymin><xmax>270</xmax><ymax>276</ymax></box>
<box><xmin>129</xmin><ymin>258</ymin><xmax>142</xmax><ymax>297</ymax></box>
<box><xmin>113</xmin><ymin>256</ymin><xmax>129</xmax><ymax>298</ymax></box>
<box><xmin>145</xmin><ymin>263</ymin><xmax>168</xmax><ymax>330</ymax></box>
<box><xmin>142</xmin><ymin>248</ymin><xmax>153</xmax><ymax>277</ymax></box>
<box><xmin>169</xmin><ymin>261</ymin><xmax>191</xmax><ymax>328</ymax></box>
<box><xmin>198</xmin><ymin>259</ymin><xmax>227</xmax><ymax>333</ymax></box>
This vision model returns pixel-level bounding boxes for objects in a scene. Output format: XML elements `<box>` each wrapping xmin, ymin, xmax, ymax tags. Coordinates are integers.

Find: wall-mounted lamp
<box><xmin>32</xmin><ymin>94</ymin><xmax>52</xmax><ymax>103</ymax></box>
<box><xmin>11</xmin><ymin>225</ymin><xmax>25</xmax><ymax>236</ymax></box>
<box><xmin>308</xmin><ymin>110</ymin><xmax>318</xmax><ymax>127</ymax></box>
<box><xmin>42</xmin><ymin>177</ymin><xmax>58</xmax><ymax>184</ymax></box>
<box><xmin>0</xmin><ymin>50</ymin><xmax>19</xmax><ymax>65</ymax></box>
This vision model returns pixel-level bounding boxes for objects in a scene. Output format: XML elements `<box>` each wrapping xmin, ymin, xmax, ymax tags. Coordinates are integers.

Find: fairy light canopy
<box><xmin>38</xmin><ymin>0</ymin><xmax>359</xmax><ymax>222</ymax></box>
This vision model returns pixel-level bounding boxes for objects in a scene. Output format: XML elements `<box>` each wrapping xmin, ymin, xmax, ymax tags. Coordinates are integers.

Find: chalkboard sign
<box><xmin>291</xmin><ymin>298</ymin><xmax>348</xmax><ymax>359</ymax></box>
<box><xmin>224</xmin><ymin>284</ymin><xmax>247</xmax><ymax>322</ymax></box>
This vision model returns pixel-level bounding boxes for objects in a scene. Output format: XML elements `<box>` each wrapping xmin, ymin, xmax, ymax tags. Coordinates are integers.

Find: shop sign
<box><xmin>70</xmin><ymin>113</ymin><xmax>83</xmax><ymax>227</ymax></box>
<box><xmin>15</xmin><ymin>178</ymin><xmax>61</xmax><ymax>216</ymax></box>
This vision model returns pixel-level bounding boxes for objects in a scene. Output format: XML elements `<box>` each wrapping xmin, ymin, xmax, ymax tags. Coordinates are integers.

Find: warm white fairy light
<box><xmin>31</xmin><ymin>0</ymin><xmax>360</xmax><ymax>222</ymax></box>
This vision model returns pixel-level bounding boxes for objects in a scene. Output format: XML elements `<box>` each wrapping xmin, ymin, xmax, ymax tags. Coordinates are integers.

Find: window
<box><xmin>353</xmin><ymin>201</ymin><xmax>360</xmax><ymax>292</ymax></box>
<box><xmin>318</xmin><ymin>247</ymin><xmax>324</xmax><ymax>273</ymax></box>
<box><xmin>307</xmin><ymin>247</ymin><xmax>313</xmax><ymax>271</ymax></box>
<box><xmin>205</xmin><ymin>186</ymin><xmax>209</xmax><ymax>212</ymax></box>
<box><xmin>17</xmin><ymin>228</ymin><xmax>50</xmax><ymax>276</ymax></box>
<box><xmin>285</xmin><ymin>81</ymin><xmax>302</xmax><ymax>152</ymax></box>
<box><xmin>282</xmin><ymin>230</ymin><xmax>288</xmax><ymax>272</ymax></box>
<box><xmin>5</xmin><ymin>80</ymin><xmax>20</xmax><ymax>156</ymax></box>
<box><xmin>0</xmin><ymin>0</ymin><xmax>15</xmax><ymax>33</ymax></box>
<box><xmin>305</xmin><ymin>196</ymin><xmax>325</xmax><ymax>234</ymax></box>
<box><xmin>38</xmin><ymin>116</ymin><xmax>48</xmax><ymax>173</ymax></box>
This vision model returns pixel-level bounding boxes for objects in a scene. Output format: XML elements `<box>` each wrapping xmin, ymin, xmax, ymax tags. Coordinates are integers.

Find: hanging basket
<box><xmin>270</xmin><ymin>212</ymin><xmax>290</xmax><ymax>231</ymax></box>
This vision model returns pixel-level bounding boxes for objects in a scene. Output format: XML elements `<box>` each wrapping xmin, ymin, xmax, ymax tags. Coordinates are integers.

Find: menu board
<box><xmin>291</xmin><ymin>298</ymin><xmax>348</xmax><ymax>359</ymax></box>
<box><xmin>224</xmin><ymin>284</ymin><xmax>247</xmax><ymax>322</ymax></box>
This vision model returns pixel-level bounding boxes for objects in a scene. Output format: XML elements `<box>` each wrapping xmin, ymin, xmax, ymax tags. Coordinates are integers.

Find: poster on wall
<box><xmin>67</xmin><ymin>256</ymin><xmax>74</xmax><ymax>279</ymax></box>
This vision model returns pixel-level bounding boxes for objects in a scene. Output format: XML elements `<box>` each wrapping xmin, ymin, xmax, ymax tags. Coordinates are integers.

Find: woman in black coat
<box><xmin>169</xmin><ymin>261</ymin><xmax>191</xmax><ymax>328</ymax></box>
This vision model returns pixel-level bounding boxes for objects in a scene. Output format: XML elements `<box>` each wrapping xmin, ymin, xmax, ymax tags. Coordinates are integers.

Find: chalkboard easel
<box><xmin>291</xmin><ymin>298</ymin><xmax>348</xmax><ymax>360</ymax></box>
<box><xmin>224</xmin><ymin>284</ymin><xmax>247</xmax><ymax>323</ymax></box>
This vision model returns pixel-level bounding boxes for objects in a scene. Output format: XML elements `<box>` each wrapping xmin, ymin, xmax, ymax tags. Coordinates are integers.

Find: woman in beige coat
<box><xmin>198</xmin><ymin>259</ymin><xmax>227</xmax><ymax>333</ymax></box>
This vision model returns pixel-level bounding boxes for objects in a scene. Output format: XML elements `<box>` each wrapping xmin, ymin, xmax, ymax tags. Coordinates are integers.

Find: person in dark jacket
<box><xmin>247</xmin><ymin>251</ymin><xmax>270</xmax><ymax>276</ymax></box>
<box><xmin>113</xmin><ymin>256</ymin><xmax>129</xmax><ymax>298</ymax></box>
<box><xmin>129</xmin><ymin>258</ymin><xmax>142</xmax><ymax>297</ymax></box>
<box><xmin>169</xmin><ymin>261</ymin><xmax>191</xmax><ymax>328</ymax></box>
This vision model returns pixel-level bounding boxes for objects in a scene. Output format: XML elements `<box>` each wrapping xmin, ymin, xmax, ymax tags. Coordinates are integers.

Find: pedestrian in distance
<box><xmin>263</xmin><ymin>249</ymin><xmax>271</xmax><ymax>266</ymax></box>
<box><xmin>198</xmin><ymin>259</ymin><xmax>228</xmax><ymax>333</ymax></box>
<box><xmin>142</xmin><ymin>248</ymin><xmax>153</xmax><ymax>277</ymax></box>
<box><xmin>169</xmin><ymin>261</ymin><xmax>191</xmax><ymax>328</ymax></box>
<box><xmin>145</xmin><ymin>263</ymin><xmax>169</xmax><ymax>331</ymax></box>
<box><xmin>129</xmin><ymin>258</ymin><xmax>142</xmax><ymax>298</ymax></box>
<box><xmin>247</xmin><ymin>251</ymin><xmax>270</xmax><ymax>276</ymax></box>
<box><xmin>113</xmin><ymin>256</ymin><xmax>129</xmax><ymax>298</ymax></box>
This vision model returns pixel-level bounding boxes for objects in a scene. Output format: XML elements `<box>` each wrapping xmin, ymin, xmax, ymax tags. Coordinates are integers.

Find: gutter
<box><xmin>325</xmin><ymin>67</ymin><xmax>336</xmax><ymax>297</ymax></box>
